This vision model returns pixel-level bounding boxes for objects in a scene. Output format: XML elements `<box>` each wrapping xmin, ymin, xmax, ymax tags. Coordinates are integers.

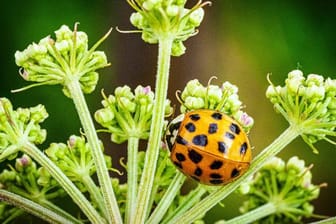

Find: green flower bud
<box><xmin>238</xmin><ymin>156</ymin><xmax>325</xmax><ymax>223</ymax></box>
<box><xmin>189</xmin><ymin>8</ymin><xmax>205</xmax><ymax>26</ymax></box>
<box><xmin>130</xmin><ymin>12</ymin><xmax>144</xmax><ymax>29</ymax></box>
<box><xmin>96</xmin><ymin>85</ymin><xmax>172</xmax><ymax>143</ymax></box>
<box><xmin>95</xmin><ymin>108</ymin><xmax>115</xmax><ymax>125</ymax></box>
<box><xmin>266</xmin><ymin>70</ymin><xmax>336</xmax><ymax>153</ymax></box>
<box><xmin>263</xmin><ymin>156</ymin><xmax>285</xmax><ymax>172</ymax></box>
<box><xmin>0</xmin><ymin>99</ymin><xmax>48</xmax><ymax>161</ymax></box>
<box><xmin>37</xmin><ymin>167</ymin><xmax>53</xmax><ymax>186</ymax></box>
<box><xmin>15</xmin><ymin>154</ymin><xmax>32</xmax><ymax>172</ymax></box>
<box><xmin>14</xmin><ymin>24</ymin><xmax>111</xmax><ymax>97</ymax></box>
<box><xmin>127</xmin><ymin>0</ymin><xmax>209</xmax><ymax>56</ymax></box>
<box><xmin>55</xmin><ymin>39</ymin><xmax>70</xmax><ymax>54</ymax></box>
<box><xmin>287</xmin><ymin>156</ymin><xmax>305</xmax><ymax>173</ymax></box>
<box><xmin>166</xmin><ymin>5</ymin><xmax>180</xmax><ymax>17</ymax></box>
<box><xmin>181</xmin><ymin>79</ymin><xmax>206</xmax><ymax>99</ymax></box>
<box><xmin>171</xmin><ymin>41</ymin><xmax>186</xmax><ymax>57</ymax></box>
<box><xmin>178</xmin><ymin>78</ymin><xmax>253</xmax><ymax>130</ymax></box>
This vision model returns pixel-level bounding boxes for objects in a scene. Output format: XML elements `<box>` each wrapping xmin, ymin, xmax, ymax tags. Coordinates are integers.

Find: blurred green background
<box><xmin>1</xmin><ymin>0</ymin><xmax>335</xmax><ymax>223</ymax></box>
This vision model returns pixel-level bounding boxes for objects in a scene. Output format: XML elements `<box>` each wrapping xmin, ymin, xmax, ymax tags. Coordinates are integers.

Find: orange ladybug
<box><xmin>165</xmin><ymin>109</ymin><xmax>252</xmax><ymax>185</ymax></box>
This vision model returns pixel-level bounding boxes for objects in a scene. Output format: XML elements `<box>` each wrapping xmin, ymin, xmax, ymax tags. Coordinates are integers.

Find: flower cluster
<box><xmin>45</xmin><ymin>135</ymin><xmax>112</xmax><ymax>191</ymax></box>
<box><xmin>239</xmin><ymin>156</ymin><xmax>324</xmax><ymax>223</ymax></box>
<box><xmin>127</xmin><ymin>0</ymin><xmax>210</xmax><ymax>56</ymax></box>
<box><xmin>0</xmin><ymin>154</ymin><xmax>65</xmax><ymax>222</ymax></box>
<box><xmin>95</xmin><ymin>85</ymin><xmax>173</xmax><ymax>143</ymax></box>
<box><xmin>179</xmin><ymin>79</ymin><xmax>254</xmax><ymax>132</ymax></box>
<box><xmin>266</xmin><ymin>70</ymin><xmax>336</xmax><ymax>153</ymax></box>
<box><xmin>14</xmin><ymin>24</ymin><xmax>110</xmax><ymax>97</ymax></box>
<box><xmin>0</xmin><ymin>98</ymin><xmax>48</xmax><ymax>161</ymax></box>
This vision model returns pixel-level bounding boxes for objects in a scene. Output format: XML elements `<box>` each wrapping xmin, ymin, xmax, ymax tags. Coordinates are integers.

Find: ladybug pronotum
<box><xmin>165</xmin><ymin>109</ymin><xmax>252</xmax><ymax>185</ymax></box>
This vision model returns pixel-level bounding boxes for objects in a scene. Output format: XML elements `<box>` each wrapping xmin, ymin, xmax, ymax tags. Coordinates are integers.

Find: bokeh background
<box><xmin>1</xmin><ymin>0</ymin><xmax>335</xmax><ymax>223</ymax></box>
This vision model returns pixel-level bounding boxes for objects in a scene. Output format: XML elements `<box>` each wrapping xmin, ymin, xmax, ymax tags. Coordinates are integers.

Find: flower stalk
<box><xmin>125</xmin><ymin>136</ymin><xmax>139</xmax><ymax>224</ymax></box>
<box><xmin>0</xmin><ymin>190</ymin><xmax>79</xmax><ymax>224</ymax></box>
<box><xmin>131</xmin><ymin>36</ymin><xmax>173</xmax><ymax>224</ymax></box>
<box><xmin>221</xmin><ymin>202</ymin><xmax>276</xmax><ymax>224</ymax></box>
<box><xmin>65</xmin><ymin>79</ymin><xmax>122</xmax><ymax>223</ymax></box>
<box><xmin>146</xmin><ymin>172</ymin><xmax>185</xmax><ymax>224</ymax></box>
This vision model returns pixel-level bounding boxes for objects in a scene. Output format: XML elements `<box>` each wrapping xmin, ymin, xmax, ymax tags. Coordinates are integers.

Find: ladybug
<box><xmin>165</xmin><ymin>109</ymin><xmax>252</xmax><ymax>185</ymax></box>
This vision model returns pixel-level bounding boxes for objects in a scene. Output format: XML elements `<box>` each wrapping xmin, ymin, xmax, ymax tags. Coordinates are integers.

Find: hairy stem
<box><xmin>81</xmin><ymin>174</ymin><xmax>107</xmax><ymax>219</ymax></box>
<box><xmin>0</xmin><ymin>188</ymin><xmax>78</xmax><ymax>224</ymax></box>
<box><xmin>146</xmin><ymin>172</ymin><xmax>185</xmax><ymax>224</ymax></box>
<box><xmin>131</xmin><ymin>37</ymin><xmax>173</xmax><ymax>224</ymax></box>
<box><xmin>224</xmin><ymin>202</ymin><xmax>276</xmax><ymax>224</ymax></box>
<box><xmin>169</xmin><ymin>125</ymin><xmax>300</xmax><ymax>223</ymax></box>
<box><xmin>125</xmin><ymin>137</ymin><xmax>139</xmax><ymax>224</ymax></box>
<box><xmin>22</xmin><ymin>141</ymin><xmax>104</xmax><ymax>223</ymax></box>
<box><xmin>66</xmin><ymin>79</ymin><xmax>122</xmax><ymax>224</ymax></box>
<box><xmin>40</xmin><ymin>199</ymin><xmax>82</xmax><ymax>224</ymax></box>
<box><xmin>163</xmin><ymin>185</ymin><xmax>207</xmax><ymax>224</ymax></box>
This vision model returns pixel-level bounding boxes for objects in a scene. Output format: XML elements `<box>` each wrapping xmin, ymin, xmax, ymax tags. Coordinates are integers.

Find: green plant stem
<box><xmin>66</xmin><ymin>79</ymin><xmax>122</xmax><ymax>224</ymax></box>
<box><xmin>0</xmin><ymin>189</ymin><xmax>77</xmax><ymax>224</ymax></box>
<box><xmin>223</xmin><ymin>202</ymin><xmax>276</xmax><ymax>224</ymax></box>
<box><xmin>81</xmin><ymin>174</ymin><xmax>107</xmax><ymax>219</ymax></box>
<box><xmin>147</xmin><ymin>151</ymin><xmax>170</xmax><ymax>217</ymax></box>
<box><xmin>163</xmin><ymin>185</ymin><xmax>207</xmax><ymax>224</ymax></box>
<box><xmin>169</xmin><ymin>125</ymin><xmax>300</xmax><ymax>224</ymax></box>
<box><xmin>310</xmin><ymin>216</ymin><xmax>336</xmax><ymax>224</ymax></box>
<box><xmin>22</xmin><ymin>141</ymin><xmax>104</xmax><ymax>223</ymax></box>
<box><xmin>40</xmin><ymin>199</ymin><xmax>82</xmax><ymax>224</ymax></box>
<box><xmin>125</xmin><ymin>136</ymin><xmax>139</xmax><ymax>224</ymax></box>
<box><xmin>131</xmin><ymin>37</ymin><xmax>173</xmax><ymax>224</ymax></box>
<box><xmin>146</xmin><ymin>172</ymin><xmax>185</xmax><ymax>224</ymax></box>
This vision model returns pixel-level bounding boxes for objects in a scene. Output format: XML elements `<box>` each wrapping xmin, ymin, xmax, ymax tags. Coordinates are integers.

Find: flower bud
<box><xmin>234</xmin><ymin>111</ymin><xmax>254</xmax><ymax>132</ymax></box>
<box><xmin>189</xmin><ymin>8</ymin><xmax>205</xmax><ymax>26</ymax></box>
<box><xmin>171</xmin><ymin>41</ymin><xmax>186</xmax><ymax>57</ymax></box>
<box><xmin>130</xmin><ymin>12</ymin><xmax>144</xmax><ymax>29</ymax></box>
<box><xmin>55</xmin><ymin>25</ymin><xmax>73</xmax><ymax>41</ymax></box>
<box><xmin>95</xmin><ymin>108</ymin><xmax>114</xmax><ymax>125</ymax></box>
<box><xmin>306</xmin><ymin>74</ymin><xmax>324</xmax><ymax>87</ymax></box>
<box><xmin>166</xmin><ymin>5</ymin><xmax>180</xmax><ymax>17</ymax></box>
<box><xmin>15</xmin><ymin>154</ymin><xmax>32</xmax><ymax>172</ymax></box>
<box><xmin>287</xmin><ymin>156</ymin><xmax>305</xmax><ymax>173</ymax></box>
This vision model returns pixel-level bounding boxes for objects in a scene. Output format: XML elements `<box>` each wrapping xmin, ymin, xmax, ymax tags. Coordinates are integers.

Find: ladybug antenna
<box><xmin>205</xmin><ymin>76</ymin><xmax>218</xmax><ymax>109</ymax></box>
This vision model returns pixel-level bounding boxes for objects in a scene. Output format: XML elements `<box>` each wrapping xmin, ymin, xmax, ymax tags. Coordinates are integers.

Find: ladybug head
<box><xmin>164</xmin><ymin>114</ymin><xmax>185</xmax><ymax>152</ymax></box>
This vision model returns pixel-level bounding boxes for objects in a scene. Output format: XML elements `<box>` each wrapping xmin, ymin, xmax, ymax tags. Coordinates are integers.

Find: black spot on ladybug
<box><xmin>192</xmin><ymin>135</ymin><xmax>208</xmax><ymax>146</ymax></box>
<box><xmin>176</xmin><ymin>135</ymin><xmax>188</xmax><ymax>145</ymax></box>
<box><xmin>210</xmin><ymin>179</ymin><xmax>224</xmax><ymax>185</ymax></box>
<box><xmin>191</xmin><ymin>176</ymin><xmax>200</xmax><ymax>182</ymax></box>
<box><xmin>173</xmin><ymin>161</ymin><xmax>183</xmax><ymax>169</ymax></box>
<box><xmin>218</xmin><ymin>141</ymin><xmax>228</xmax><ymax>154</ymax></box>
<box><xmin>210</xmin><ymin>173</ymin><xmax>222</xmax><ymax>179</ymax></box>
<box><xmin>188</xmin><ymin>149</ymin><xmax>203</xmax><ymax>164</ymax></box>
<box><xmin>225</xmin><ymin>132</ymin><xmax>235</xmax><ymax>140</ymax></box>
<box><xmin>208</xmin><ymin>123</ymin><xmax>218</xmax><ymax>134</ymax></box>
<box><xmin>231</xmin><ymin>168</ymin><xmax>240</xmax><ymax>178</ymax></box>
<box><xmin>230</xmin><ymin>123</ymin><xmax>241</xmax><ymax>135</ymax></box>
<box><xmin>211</xmin><ymin>112</ymin><xmax>222</xmax><ymax>120</ymax></box>
<box><xmin>175</xmin><ymin>152</ymin><xmax>186</xmax><ymax>162</ymax></box>
<box><xmin>189</xmin><ymin>113</ymin><xmax>200</xmax><ymax>121</ymax></box>
<box><xmin>210</xmin><ymin>160</ymin><xmax>223</xmax><ymax>169</ymax></box>
<box><xmin>185</xmin><ymin>122</ymin><xmax>196</xmax><ymax>133</ymax></box>
<box><xmin>194</xmin><ymin>167</ymin><xmax>203</xmax><ymax>176</ymax></box>
<box><xmin>240</xmin><ymin>142</ymin><xmax>248</xmax><ymax>155</ymax></box>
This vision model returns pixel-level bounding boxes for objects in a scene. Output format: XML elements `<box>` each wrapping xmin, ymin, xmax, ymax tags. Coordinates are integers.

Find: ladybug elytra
<box><xmin>165</xmin><ymin>109</ymin><xmax>252</xmax><ymax>185</ymax></box>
